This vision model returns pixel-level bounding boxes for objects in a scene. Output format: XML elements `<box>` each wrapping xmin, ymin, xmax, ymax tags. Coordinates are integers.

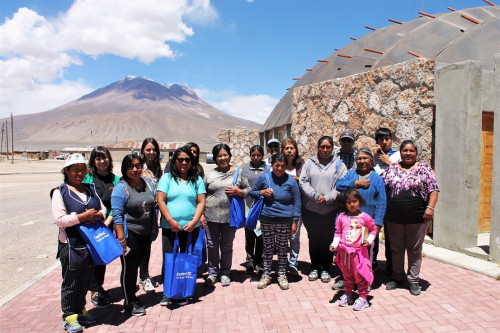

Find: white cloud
<box><xmin>195</xmin><ymin>88</ymin><xmax>278</xmax><ymax>124</ymax></box>
<box><xmin>0</xmin><ymin>0</ymin><xmax>218</xmax><ymax>116</ymax></box>
<box><xmin>0</xmin><ymin>80</ymin><xmax>92</xmax><ymax>119</ymax></box>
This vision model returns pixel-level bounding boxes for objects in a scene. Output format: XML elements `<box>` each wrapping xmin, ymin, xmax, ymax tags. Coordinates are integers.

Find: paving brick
<box><xmin>1</xmin><ymin>229</ymin><xmax>500</xmax><ymax>332</ymax></box>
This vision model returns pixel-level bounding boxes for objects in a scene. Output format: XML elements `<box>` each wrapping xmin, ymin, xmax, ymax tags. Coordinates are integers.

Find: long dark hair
<box><xmin>121</xmin><ymin>154</ymin><xmax>144</xmax><ymax>182</ymax></box>
<box><xmin>184</xmin><ymin>142</ymin><xmax>200</xmax><ymax>165</ymax></box>
<box><xmin>141</xmin><ymin>137</ymin><xmax>162</xmax><ymax>180</ymax></box>
<box><xmin>281</xmin><ymin>138</ymin><xmax>302</xmax><ymax>168</ymax></box>
<box><xmin>88</xmin><ymin>146</ymin><xmax>113</xmax><ymax>175</ymax></box>
<box><xmin>169</xmin><ymin>147</ymin><xmax>199</xmax><ymax>183</ymax></box>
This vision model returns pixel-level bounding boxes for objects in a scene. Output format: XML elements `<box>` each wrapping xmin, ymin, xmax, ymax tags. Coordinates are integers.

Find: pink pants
<box><xmin>341</xmin><ymin>251</ymin><xmax>370</xmax><ymax>299</ymax></box>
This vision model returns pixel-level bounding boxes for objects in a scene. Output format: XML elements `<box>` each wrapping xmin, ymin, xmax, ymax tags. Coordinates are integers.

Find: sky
<box><xmin>0</xmin><ymin>0</ymin><xmax>490</xmax><ymax>123</ymax></box>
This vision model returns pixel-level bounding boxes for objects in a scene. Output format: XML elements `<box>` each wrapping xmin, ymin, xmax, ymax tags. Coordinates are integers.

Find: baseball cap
<box><xmin>339</xmin><ymin>129</ymin><xmax>355</xmax><ymax>141</ymax></box>
<box><xmin>267</xmin><ymin>138</ymin><xmax>280</xmax><ymax>146</ymax></box>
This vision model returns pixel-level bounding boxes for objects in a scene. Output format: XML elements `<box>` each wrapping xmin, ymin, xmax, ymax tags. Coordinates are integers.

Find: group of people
<box><xmin>51</xmin><ymin>128</ymin><xmax>439</xmax><ymax>332</ymax></box>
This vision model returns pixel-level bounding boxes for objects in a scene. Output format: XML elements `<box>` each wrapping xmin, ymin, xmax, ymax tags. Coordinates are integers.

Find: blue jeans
<box><xmin>288</xmin><ymin>217</ymin><xmax>302</xmax><ymax>267</ymax></box>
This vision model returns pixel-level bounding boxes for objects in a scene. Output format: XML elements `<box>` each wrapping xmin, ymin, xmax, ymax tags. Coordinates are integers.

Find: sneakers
<box><xmin>63</xmin><ymin>314</ymin><xmax>83</xmax><ymax>333</ymax></box>
<box><xmin>204</xmin><ymin>275</ymin><xmax>218</xmax><ymax>287</ymax></box>
<box><xmin>338</xmin><ymin>294</ymin><xmax>353</xmax><ymax>307</ymax></box>
<box><xmin>332</xmin><ymin>278</ymin><xmax>344</xmax><ymax>290</ymax></box>
<box><xmin>386</xmin><ymin>280</ymin><xmax>403</xmax><ymax>290</ymax></box>
<box><xmin>288</xmin><ymin>265</ymin><xmax>299</xmax><ymax>277</ymax></box>
<box><xmin>277</xmin><ymin>275</ymin><xmax>289</xmax><ymax>290</ymax></box>
<box><xmin>78</xmin><ymin>308</ymin><xmax>97</xmax><ymax>326</ymax></box>
<box><xmin>160</xmin><ymin>295</ymin><xmax>172</xmax><ymax>306</ymax></box>
<box><xmin>308</xmin><ymin>270</ymin><xmax>319</xmax><ymax>281</ymax></box>
<box><xmin>123</xmin><ymin>302</ymin><xmax>146</xmax><ymax>317</ymax></box>
<box><xmin>220</xmin><ymin>275</ymin><xmax>231</xmax><ymax>287</ymax></box>
<box><xmin>91</xmin><ymin>292</ymin><xmax>111</xmax><ymax>308</ymax></box>
<box><xmin>140</xmin><ymin>278</ymin><xmax>156</xmax><ymax>293</ymax></box>
<box><xmin>176</xmin><ymin>298</ymin><xmax>189</xmax><ymax>305</ymax></box>
<box><xmin>320</xmin><ymin>271</ymin><xmax>331</xmax><ymax>283</ymax></box>
<box><xmin>353</xmin><ymin>297</ymin><xmax>369</xmax><ymax>311</ymax></box>
<box><xmin>409</xmin><ymin>282</ymin><xmax>421</xmax><ymax>296</ymax></box>
<box><xmin>257</xmin><ymin>275</ymin><xmax>272</xmax><ymax>289</ymax></box>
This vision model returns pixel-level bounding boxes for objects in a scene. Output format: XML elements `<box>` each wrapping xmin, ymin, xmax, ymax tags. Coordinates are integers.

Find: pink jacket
<box><xmin>331</xmin><ymin>212</ymin><xmax>377</xmax><ymax>285</ymax></box>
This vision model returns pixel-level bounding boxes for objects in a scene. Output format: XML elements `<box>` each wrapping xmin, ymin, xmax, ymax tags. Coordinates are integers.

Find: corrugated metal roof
<box><xmin>261</xmin><ymin>6</ymin><xmax>500</xmax><ymax>132</ymax></box>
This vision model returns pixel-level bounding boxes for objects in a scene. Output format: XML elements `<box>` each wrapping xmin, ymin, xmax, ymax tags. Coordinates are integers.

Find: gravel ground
<box><xmin>0</xmin><ymin>158</ymin><xmax>214</xmax><ymax>301</ymax></box>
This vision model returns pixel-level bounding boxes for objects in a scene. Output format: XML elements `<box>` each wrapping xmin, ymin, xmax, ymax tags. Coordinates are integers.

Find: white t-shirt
<box><xmin>374</xmin><ymin>150</ymin><xmax>401</xmax><ymax>175</ymax></box>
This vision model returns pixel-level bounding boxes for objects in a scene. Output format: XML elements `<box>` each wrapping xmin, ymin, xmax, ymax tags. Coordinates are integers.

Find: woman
<box><xmin>111</xmin><ymin>154</ymin><xmax>158</xmax><ymax>316</ymax></box>
<box><xmin>51</xmin><ymin>153</ymin><xmax>105</xmax><ymax>332</ymax></box>
<box><xmin>241</xmin><ymin>145</ymin><xmax>268</xmax><ymax>274</ymax></box>
<box><xmin>156</xmin><ymin>146</ymin><xmax>206</xmax><ymax>306</ymax></box>
<box><xmin>202</xmin><ymin>143</ymin><xmax>251</xmax><ymax>287</ymax></box>
<box><xmin>299</xmin><ymin>136</ymin><xmax>347</xmax><ymax>283</ymax></box>
<box><xmin>83</xmin><ymin>146</ymin><xmax>120</xmax><ymax>308</ymax></box>
<box><xmin>381</xmin><ymin>140</ymin><xmax>439</xmax><ymax>296</ymax></box>
<box><xmin>281</xmin><ymin>138</ymin><xmax>304</xmax><ymax>276</ymax></box>
<box><xmin>335</xmin><ymin>148</ymin><xmax>387</xmax><ymax>288</ymax></box>
<box><xmin>139</xmin><ymin>138</ymin><xmax>162</xmax><ymax>293</ymax></box>
<box><xmin>250</xmin><ymin>153</ymin><xmax>301</xmax><ymax>290</ymax></box>
<box><xmin>184</xmin><ymin>142</ymin><xmax>205</xmax><ymax>179</ymax></box>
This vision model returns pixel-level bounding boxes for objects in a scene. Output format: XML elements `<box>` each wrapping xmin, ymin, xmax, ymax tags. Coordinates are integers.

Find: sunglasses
<box><xmin>127</xmin><ymin>163</ymin><xmax>143</xmax><ymax>170</ymax></box>
<box><xmin>340</xmin><ymin>138</ymin><xmax>354</xmax><ymax>143</ymax></box>
<box><xmin>176</xmin><ymin>157</ymin><xmax>191</xmax><ymax>163</ymax></box>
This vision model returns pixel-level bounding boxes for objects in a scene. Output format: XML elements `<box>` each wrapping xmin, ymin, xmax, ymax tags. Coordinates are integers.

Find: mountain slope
<box><xmin>10</xmin><ymin>76</ymin><xmax>260</xmax><ymax>150</ymax></box>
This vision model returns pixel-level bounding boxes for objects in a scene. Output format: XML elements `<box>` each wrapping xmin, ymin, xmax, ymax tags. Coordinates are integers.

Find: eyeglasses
<box><xmin>176</xmin><ymin>157</ymin><xmax>191</xmax><ymax>163</ymax></box>
<box><xmin>127</xmin><ymin>163</ymin><xmax>143</xmax><ymax>170</ymax></box>
<box><xmin>340</xmin><ymin>138</ymin><xmax>354</xmax><ymax>143</ymax></box>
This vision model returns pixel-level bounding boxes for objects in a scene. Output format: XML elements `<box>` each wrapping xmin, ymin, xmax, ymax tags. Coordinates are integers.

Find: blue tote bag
<box><xmin>193</xmin><ymin>228</ymin><xmax>207</xmax><ymax>267</ymax></box>
<box><xmin>163</xmin><ymin>233</ymin><xmax>198</xmax><ymax>299</ymax></box>
<box><xmin>229</xmin><ymin>168</ymin><xmax>246</xmax><ymax>229</ymax></box>
<box><xmin>77</xmin><ymin>221</ymin><xmax>123</xmax><ymax>265</ymax></box>
<box><xmin>246</xmin><ymin>171</ymin><xmax>271</xmax><ymax>230</ymax></box>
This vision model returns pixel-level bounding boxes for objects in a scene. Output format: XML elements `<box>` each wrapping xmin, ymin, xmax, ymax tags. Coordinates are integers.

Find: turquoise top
<box><xmin>157</xmin><ymin>174</ymin><xmax>206</xmax><ymax>229</ymax></box>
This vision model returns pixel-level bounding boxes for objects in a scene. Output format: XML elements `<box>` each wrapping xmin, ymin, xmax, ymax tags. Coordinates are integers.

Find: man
<box><xmin>334</xmin><ymin>129</ymin><xmax>357</xmax><ymax>171</ymax></box>
<box><xmin>266</xmin><ymin>138</ymin><xmax>280</xmax><ymax>165</ymax></box>
<box><xmin>372</xmin><ymin>127</ymin><xmax>401</xmax><ymax>276</ymax></box>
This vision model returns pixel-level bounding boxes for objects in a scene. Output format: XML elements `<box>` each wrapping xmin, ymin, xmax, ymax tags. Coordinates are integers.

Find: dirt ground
<box><xmin>0</xmin><ymin>159</ymin><xmax>64</xmax><ymax>300</ymax></box>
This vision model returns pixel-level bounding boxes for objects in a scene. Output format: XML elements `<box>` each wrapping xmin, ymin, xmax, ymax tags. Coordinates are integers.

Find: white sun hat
<box><xmin>61</xmin><ymin>153</ymin><xmax>87</xmax><ymax>173</ymax></box>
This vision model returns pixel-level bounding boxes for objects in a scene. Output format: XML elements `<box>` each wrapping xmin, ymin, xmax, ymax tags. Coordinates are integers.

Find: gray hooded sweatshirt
<box><xmin>299</xmin><ymin>154</ymin><xmax>347</xmax><ymax>215</ymax></box>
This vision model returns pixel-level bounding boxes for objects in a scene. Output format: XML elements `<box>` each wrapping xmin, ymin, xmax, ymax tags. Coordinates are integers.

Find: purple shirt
<box><xmin>381</xmin><ymin>162</ymin><xmax>439</xmax><ymax>201</ymax></box>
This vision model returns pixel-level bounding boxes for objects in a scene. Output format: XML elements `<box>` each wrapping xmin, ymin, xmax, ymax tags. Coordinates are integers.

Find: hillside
<box><xmin>8</xmin><ymin>76</ymin><xmax>260</xmax><ymax>150</ymax></box>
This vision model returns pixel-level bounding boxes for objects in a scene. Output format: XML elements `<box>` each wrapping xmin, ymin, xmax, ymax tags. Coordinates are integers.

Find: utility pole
<box><xmin>5</xmin><ymin>120</ymin><xmax>9</xmax><ymax>160</ymax></box>
<box><xmin>1</xmin><ymin>122</ymin><xmax>4</xmax><ymax>162</ymax></box>
<box><xmin>10</xmin><ymin>113</ymin><xmax>14</xmax><ymax>163</ymax></box>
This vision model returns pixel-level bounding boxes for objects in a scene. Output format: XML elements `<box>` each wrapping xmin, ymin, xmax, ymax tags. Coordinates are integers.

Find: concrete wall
<box><xmin>491</xmin><ymin>54</ymin><xmax>500</xmax><ymax>263</ymax></box>
<box><xmin>216</xmin><ymin>128</ymin><xmax>260</xmax><ymax>167</ymax></box>
<box><xmin>291</xmin><ymin>58</ymin><xmax>435</xmax><ymax>163</ymax></box>
<box><xmin>434</xmin><ymin>60</ymin><xmax>497</xmax><ymax>255</ymax></box>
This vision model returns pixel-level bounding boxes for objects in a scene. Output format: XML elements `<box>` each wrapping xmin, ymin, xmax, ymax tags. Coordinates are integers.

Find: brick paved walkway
<box><xmin>1</xmin><ymin>228</ymin><xmax>499</xmax><ymax>332</ymax></box>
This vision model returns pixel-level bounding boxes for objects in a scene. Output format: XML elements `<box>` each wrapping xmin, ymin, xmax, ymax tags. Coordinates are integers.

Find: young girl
<box><xmin>330</xmin><ymin>188</ymin><xmax>377</xmax><ymax>311</ymax></box>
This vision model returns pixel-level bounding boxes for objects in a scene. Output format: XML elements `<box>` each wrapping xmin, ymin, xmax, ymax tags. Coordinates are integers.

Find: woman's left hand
<box><xmin>424</xmin><ymin>208</ymin><xmax>434</xmax><ymax>223</ymax></box>
<box><xmin>183</xmin><ymin>220</ymin><xmax>197</xmax><ymax>233</ymax></box>
<box><xmin>225</xmin><ymin>186</ymin><xmax>242</xmax><ymax>197</ymax></box>
<box><xmin>291</xmin><ymin>221</ymin><xmax>298</xmax><ymax>235</ymax></box>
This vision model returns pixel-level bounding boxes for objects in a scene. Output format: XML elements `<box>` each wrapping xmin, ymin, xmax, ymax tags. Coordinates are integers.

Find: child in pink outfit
<box><xmin>330</xmin><ymin>188</ymin><xmax>377</xmax><ymax>311</ymax></box>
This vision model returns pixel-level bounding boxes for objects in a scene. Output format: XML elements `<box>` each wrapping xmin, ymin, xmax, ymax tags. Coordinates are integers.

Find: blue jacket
<box><xmin>336</xmin><ymin>170</ymin><xmax>387</xmax><ymax>227</ymax></box>
<box><xmin>111</xmin><ymin>177</ymin><xmax>159</xmax><ymax>240</ymax></box>
<box><xmin>250</xmin><ymin>172</ymin><xmax>301</xmax><ymax>221</ymax></box>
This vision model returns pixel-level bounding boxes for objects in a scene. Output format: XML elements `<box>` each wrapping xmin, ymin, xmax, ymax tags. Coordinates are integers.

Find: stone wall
<box><xmin>216</xmin><ymin>128</ymin><xmax>260</xmax><ymax>167</ymax></box>
<box><xmin>291</xmin><ymin>58</ymin><xmax>435</xmax><ymax>164</ymax></box>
